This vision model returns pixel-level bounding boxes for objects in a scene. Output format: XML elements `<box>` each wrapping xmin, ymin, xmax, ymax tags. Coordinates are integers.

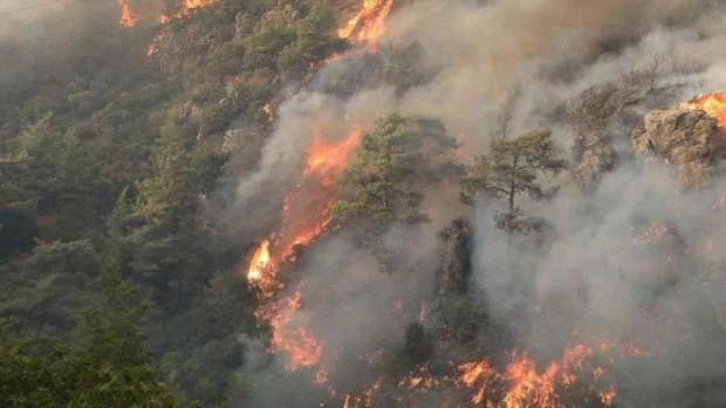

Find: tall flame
<box><xmin>240</xmin><ymin>0</ymin><xmax>393</xmax><ymax>383</ymax></box>
<box><xmin>246</xmin><ymin>128</ymin><xmax>362</xmax><ymax>294</ymax></box>
<box><xmin>247</xmin><ymin>239</ymin><xmax>275</xmax><ymax>290</ymax></box>
<box><xmin>119</xmin><ymin>0</ymin><xmax>138</xmax><ymax>28</ymax></box>
<box><xmin>338</xmin><ymin>0</ymin><xmax>395</xmax><ymax>52</ymax></box>
<box><xmin>245</xmin><ymin>128</ymin><xmax>363</xmax><ymax>370</ymax></box>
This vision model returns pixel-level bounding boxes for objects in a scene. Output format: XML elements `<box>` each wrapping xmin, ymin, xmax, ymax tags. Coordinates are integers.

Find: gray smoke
<box><xmin>231</xmin><ymin>0</ymin><xmax>726</xmax><ymax>405</ymax></box>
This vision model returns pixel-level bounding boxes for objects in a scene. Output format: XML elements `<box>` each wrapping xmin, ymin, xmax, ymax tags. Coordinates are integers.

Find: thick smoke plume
<box><xmin>232</xmin><ymin>0</ymin><xmax>726</xmax><ymax>405</ymax></box>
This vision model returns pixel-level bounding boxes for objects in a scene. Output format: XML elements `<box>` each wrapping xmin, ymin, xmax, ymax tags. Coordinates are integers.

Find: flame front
<box><xmin>338</xmin><ymin>0</ymin><xmax>395</xmax><ymax>52</ymax></box>
<box><xmin>238</xmin><ymin>0</ymin><xmax>391</xmax><ymax>386</ymax></box>
<box><xmin>304</xmin><ymin>130</ymin><xmax>362</xmax><ymax>185</ymax></box>
<box><xmin>259</xmin><ymin>290</ymin><xmax>323</xmax><ymax>370</ymax></box>
<box><xmin>246</xmin><ymin>128</ymin><xmax>363</xmax><ymax>295</ymax></box>
<box><xmin>456</xmin><ymin>342</ymin><xmax>644</xmax><ymax>407</ymax></box>
<box><xmin>245</xmin><ymin>128</ymin><xmax>362</xmax><ymax>370</ymax></box>
<box><xmin>247</xmin><ymin>239</ymin><xmax>275</xmax><ymax>290</ymax></box>
<box><xmin>119</xmin><ymin>0</ymin><xmax>138</xmax><ymax>28</ymax></box>
<box><xmin>683</xmin><ymin>92</ymin><xmax>726</xmax><ymax>129</ymax></box>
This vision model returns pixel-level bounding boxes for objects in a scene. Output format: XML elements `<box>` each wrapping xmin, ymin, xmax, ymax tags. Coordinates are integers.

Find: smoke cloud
<box><xmin>225</xmin><ymin>0</ymin><xmax>726</xmax><ymax>405</ymax></box>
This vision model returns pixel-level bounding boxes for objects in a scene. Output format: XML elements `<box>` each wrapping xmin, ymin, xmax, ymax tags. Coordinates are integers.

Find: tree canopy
<box><xmin>460</xmin><ymin>129</ymin><xmax>566</xmax><ymax>234</ymax></box>
<box><xmin>333</xmin><ymin>113</ymin><xmax>460</xmax><ymax>228</ymax></box>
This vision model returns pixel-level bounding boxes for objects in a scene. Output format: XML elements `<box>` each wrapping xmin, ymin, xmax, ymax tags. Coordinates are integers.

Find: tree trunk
<box><xmin>509</xmin><ymin>155</ymin><xmax>517</xmax><ymax>215</ymax></box>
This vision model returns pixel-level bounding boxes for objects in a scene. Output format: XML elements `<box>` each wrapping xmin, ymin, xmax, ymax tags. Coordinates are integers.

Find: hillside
<box><xmin>2</xmin><ymin>0</ymin><xmax>726</xmax><ymax>407</ymax></box>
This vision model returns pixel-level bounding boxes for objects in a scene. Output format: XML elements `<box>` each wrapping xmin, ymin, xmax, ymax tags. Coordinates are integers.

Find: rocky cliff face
<box><xmin>567</xmin><ymin>81</ymin><xmax>655</xmax><ymax>190</ymax></box>
<box><xmin>632</xmin><ymin>108</ymin><xmax>722</xmax><ymax>189</ymax></box>
<box><xmin>630</xmin><ymin>104</ymin><xmax>726</xmax><ymax>332</ymax></box>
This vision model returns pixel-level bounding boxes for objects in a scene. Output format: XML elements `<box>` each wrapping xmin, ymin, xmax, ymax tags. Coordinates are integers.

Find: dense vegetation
<box><xmin>4</xmin><ymin>1</ymin><xmax>726</xmax><ymax>407</ymax></box>
<box><xmin>0</xmin><ymin>1</ymin><xmax>349</xmax><ymax>405</ymax></box>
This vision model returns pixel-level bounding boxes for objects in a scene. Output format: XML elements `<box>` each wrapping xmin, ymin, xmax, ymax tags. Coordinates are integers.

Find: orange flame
<box><xmin>683</xmin><ymin>92</ymin><xmax>726</xmax><ymax>129</ymax></box>
<box><xmin>119</xmin><ymin>0</ymin><xmax>138</xmax><ymax>28</ymax></box>
<box><xmin>245</xmin><ymin>128</ymin><xmax>363</xmax><ymax>295</ymax></box>
<box><xmin>338</xmin><ymin>0</ymin><xmax>395</xmax><ymax>52</ymax></box>
<box><xmin>160</xmin><ymin>0</ymin><xmax>217</xmax><ymax>24</ymax></box>
<box><xmin>261</xmin><ymin>290</ymin><xmax>324</xmax><ymax>370</ymax></box>
<box><xmin>304</xmin><ymin>129</ymin><xmax>363</xmax><ymax>186</ymax></box>
<box><xmin>239</xmin><ymin>0</ymin><xmax>394</xmax><ymax>382</ymax></box>
<box><xmin>458</xmin><ymin>342</ymin><xmax>642</xmax><ymax>407</ymax></box>
<box><xmin>244</xmin><ymin>127</ymin><xmax>363</xmax><ymax>372</ymax></box>
<box><xmin>247</xmin><ymin>239</ymin><xmax>278</xmax><ymax>293</ymax></box>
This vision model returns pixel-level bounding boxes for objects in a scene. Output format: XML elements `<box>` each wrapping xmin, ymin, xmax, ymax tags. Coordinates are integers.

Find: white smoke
<box><xmin>234</xmin><ymin>0</ymin><xmax>726</xmax><ymax>405</ymax></box>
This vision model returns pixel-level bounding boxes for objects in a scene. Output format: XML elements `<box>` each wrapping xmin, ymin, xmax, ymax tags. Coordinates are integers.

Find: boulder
<box><xmin>631</xmin><ymin>108</ymin><xmax>721</xmax><ymax>189</ymax></box>
<box><xmin>567</xmin><ymin>83</ymin><xmax>646</xmax><ymax>189</ymax></box>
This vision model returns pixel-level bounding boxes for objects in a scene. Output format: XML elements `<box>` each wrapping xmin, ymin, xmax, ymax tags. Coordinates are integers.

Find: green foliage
<box><xmin>334</xmin><ymin>114</ymin><xmax>460</xmax><ymax>228</ymax></box>
<box><xmin>0</xmin><ymin>0</ymin><xmax>370</xmax><ymax>405</ymax></box>
<box><xmin>461</xmin><ymin>130</ymin><xmax>566</xmax><ymax>234</ymax></box>
<box><xmin>383</xmin><ymin>323</ymin><xmax>434</xmax><ymax>376</ymax></box>
<box><xmin>0</xmin><ymin>259</ymin><xmax>176</xmax><ymax>407</ymax></box>
<box><xmin>0</xmin><ymin>209</ymin><xmax>37</xmax><ymax>259</ymax></box>
<box><xmin>0</xmin><ymin>240</ymin><xmax>100</xmax><ymax>334</ymax></box>
<box><xmin>205</xmin><ymin>1</ymin><xmax>343</xmax><ymax>80</ymax></box>
<box><xmin>403</xmin><ymin>323</ymin><xmax>434</xmax><ymax>364</ymax></box>
<box><xmin>439</xmin><ymin>296</ymin><xmax>488</xmax><ymax>346</ymax></box>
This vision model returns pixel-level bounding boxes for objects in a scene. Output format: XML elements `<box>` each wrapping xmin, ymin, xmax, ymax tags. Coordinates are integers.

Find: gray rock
<box><xmin>632</xmin><ymin>108</ymin><xmax>720</xmax><ymax>189</ymax></box>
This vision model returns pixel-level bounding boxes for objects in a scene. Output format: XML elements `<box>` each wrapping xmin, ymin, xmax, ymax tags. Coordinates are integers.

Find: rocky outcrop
<box><xmin>571</xmin><ymin>141</ymin><xmax>617</xmax><ymax>190</ymax></box>
<box><xmin>438</xmin><ymin>218</ymin><xmax>473</xmax><ymax>296</ymax></box>
<box><xmin>631</xmin><ymin>109</ymin><xmax>721</xmax><ymax>189</ymax></box>
<box><xmin>567</xmin><ymin>83</ymin><xmax>649</xmax><ymax>189</ymax></box>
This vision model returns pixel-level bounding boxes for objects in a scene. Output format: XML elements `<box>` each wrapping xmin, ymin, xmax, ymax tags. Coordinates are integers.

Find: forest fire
<box><xmin>245</xmin><ymin>128</ymin><xmax>362</xmax><ymax>370</ymax></box>
<box><xmin>247</xmin><ymin>240</ymin><xmax>274</xmax><ymax>289</ymax></box>
<box><xmin>160</xmin><ymin>0</ymin><xmax>217</xmax><ymax>24</ymax></box>
<box><xmin>683</xmin><ymin>92</ymin><xmax>726</xmax><ymax>129</ymax></box>
<box><xmin>257</xmin><ymin>290</ymin><xmax>324</xmax><ymax>370</ymax></box>
<box><xmin>239</xmin><ymin>0</ymin><xmax>395</xmax><ymax>378</ymax></box>
<box><xmin>338</xmin><ymin>0</ymin><xmax>395</xmax><ymax>52</ymax></box>
<box><xmin>304</xmin><ymin>129</ymin><xmax>362</xmax><ymax>185</ymax></box>
<box><xmin>456</xmin><ymin>342</ymin><xmax>644</xmax><ymax>407</ymax></box>
<box><xmin>246</xmin><ymin>128</ymin><xmax>362</xmax><ymax>296</ymax></box>
<box><xmin>119</xmin><ymin>0</ymin><xmax>138</xmax><ymax>28</ymax></box>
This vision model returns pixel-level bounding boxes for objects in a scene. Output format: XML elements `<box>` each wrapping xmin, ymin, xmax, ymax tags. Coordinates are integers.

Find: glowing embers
<box><xmin>683</xmin><ymin>92</ymin><xmax>726</xmax><ymax>129</ymax></box>
<box><xmin>338</xmin><ymin>0</ymin><xmax>395</xmax><ymax>52</ymax></box>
